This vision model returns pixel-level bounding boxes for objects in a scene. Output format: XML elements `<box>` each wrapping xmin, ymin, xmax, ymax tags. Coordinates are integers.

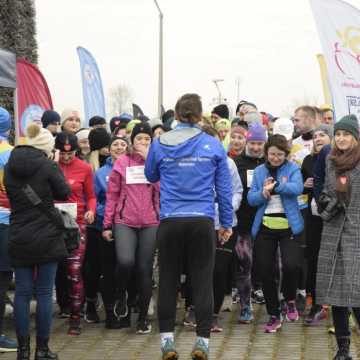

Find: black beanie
<box><xmin>55</xmin><ymin>132</ymin><xmax>78</xmax><ymax>152</ymax></box>
<box><xmin>212</xmin><ymin>104</ymin><xmax>229</xmax><ymax>119</ymax></box>
<box><xmin>89</xmin><ymin>116</ymin><xmax>106</xmax><ymax>127</ymax></box>
<box><xmin>109</xmin><ymin>135</ymin><xmax>129</xmax><ymax>148</ymax></box>
<box><xmin>110</xmin><ymin>116</ymin><xmax>121</xmax><ymax>133</ymax></box>
<box><xmin>334</xmin><ymin>114</ymin><xmax>359</xmax><ymax>140</ymax></box>
<box><xmin>131</xmin><ymin>123</ymin><xmax>152</xmax><ymax>144</ymax></box>
<box><xmin>41</xmin><ymin>110</ymin><xmax>60</xmax><ymax>128</ymax></box>
<box><xmin>88</xmin><ymin>128</ymin><xmax>111</xmax><ymax>151</ymax></box>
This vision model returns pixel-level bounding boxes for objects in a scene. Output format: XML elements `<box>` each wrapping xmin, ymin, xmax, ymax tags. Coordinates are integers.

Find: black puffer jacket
<box><xmin>234</xmin><ymin>152</ymin><xmax>265</xmax><ymax>234</ymax></box>
<box><xmin>4</xmin><ymin>146</ymin><xmax>71</xmax><ymax>267</ymax></box>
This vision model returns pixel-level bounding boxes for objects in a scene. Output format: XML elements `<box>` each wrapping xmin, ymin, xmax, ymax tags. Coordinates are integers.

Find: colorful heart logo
<box><xmin>64</xmin><ymin>144</ymin><xmax>71</xmax><ymax>151</ymax></box>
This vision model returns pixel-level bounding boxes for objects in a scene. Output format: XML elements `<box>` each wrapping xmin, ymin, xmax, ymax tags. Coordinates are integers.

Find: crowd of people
<box><xmin>0</xmin><ymin>95</ymin><xmax>357</xmax><ymax>360</ymax></box>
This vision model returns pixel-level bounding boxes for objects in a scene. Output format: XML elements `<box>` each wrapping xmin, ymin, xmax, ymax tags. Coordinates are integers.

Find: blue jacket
<box><xmin>94</xmin><ymin>157</ymin><xmax>113</xmax><ymax>230</ymax></box>
<box><xmin>247</xmin><ymin>161</ymin><xmax>304</xmax><ymax>239</ymax></box>
<box><xmin>145</xmin><ymin>123</ymin><xmax>233</xmax><ymax>228</ymax></box>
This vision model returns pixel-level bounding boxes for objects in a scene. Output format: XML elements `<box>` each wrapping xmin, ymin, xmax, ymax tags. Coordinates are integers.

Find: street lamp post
<box><xmin>153</xmin><ymin>0</ymin><xmax>163</xmax><ymax>118</ymax></box>
<box><xmin>213</xmin><ymin>79</ymin><xmax>224</xmax><ymax>105</ymax></box>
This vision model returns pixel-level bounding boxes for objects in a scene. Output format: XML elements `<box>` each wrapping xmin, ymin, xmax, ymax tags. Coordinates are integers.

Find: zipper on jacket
<box><xmin>152</xmin><ymin>189</ymin><xmax>159</xmax><ymax>221</ymax></box>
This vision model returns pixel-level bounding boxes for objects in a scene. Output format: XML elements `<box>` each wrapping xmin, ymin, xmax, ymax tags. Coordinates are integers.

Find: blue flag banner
<box><xmin>77</xmin><ymin>46</ymin><xmax>106</xmax><ymax>126</ymax></box>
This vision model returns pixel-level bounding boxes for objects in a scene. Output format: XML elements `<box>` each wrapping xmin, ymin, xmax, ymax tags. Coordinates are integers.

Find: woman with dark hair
<box><xmin>5</xmin><ymin>124</ymin><xmax>71</xmax><ymax>360</ymax></box>
<box><xmin>103</xmin><ymin>123</ymin><xmax>159</xmax><ymax>335</ymax></box>
<box><xmin>55</xmin><ymin>132</ymin><xmax>96</xmax><ymax>336</ymax></box>
<box><xmin>316</xmin><ymin>115</ymin><xmax>360</xmax><ymax>360</ymax></box>
<box><xmin>248</xmin><ymin>134</ymin><xmax>304</xmax><ymax>333</ymax></box>
<box><xmin>145</xmin><ymin>94</ymin><xmax>233</xmax><ymax>360</ymax></box>
<box><xmin>302</xmin><ymin>125</ymin><xmax>332</xmax><ymax>326</ymax></box>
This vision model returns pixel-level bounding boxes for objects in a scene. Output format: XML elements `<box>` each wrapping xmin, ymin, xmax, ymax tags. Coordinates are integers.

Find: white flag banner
<box><xmin>310</xmin><ymin>0</ymin><xmax>360</xmax><ymax>120</ymax></box>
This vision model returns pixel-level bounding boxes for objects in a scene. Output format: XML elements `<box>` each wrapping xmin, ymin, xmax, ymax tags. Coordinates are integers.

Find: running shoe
<box><xmin>84</xmin><ymin>302</ymin><xmax>100</xmax><ymax>323</ymax></box>
<box><xmin>210</xmin><ymin>316</ymin><xmax>223</xmax><ymax>333</ymax></box>
<box><xmin>0</xmin><ymin>335</ymin><xmax>17</xmax><ymax>352</ymax></box>
<box><xmin>161</xmin><ymin>338</ymin><xmax>178</xmax><ymax>360</ymax></box>
<box><xmin>68</xmin><ymin>315</ymin><xmax>81</xmax><ymax>336</ymax></box>
<box><xmin>304</xmin><ymin>305</ymin><xmax>327</xmax><ymax>326</ymax></box>
<box><xmin>136</xmin><ymin>318</ymin><xmax>152</xmax><ymax>334</ymax></box>
<box><xmin>238</xmin><ymin>305</ymin><xmax>254</xmax><ymax>324</ymax></box>
<box><xmin>183</xmin><ymin>307</ymin><xmax>196</xmax><ymax>328</ymax></box>
<box><xmin>191</xmin><ymin>338</ymin><xmax>209</xmax><ymax>360</ymax></box>
<box><xmin>264</xmin><ymin>315</ymin><xmax>282</xmax><ymax>333</ymax></box>
<box><xmin>251</xmin><ymin>289</ymin><xmax>265</xmax><ymax>304</ymax></box>
<box><xmin>221</xmin><ymin>295</ymin><xmax>232</xmax><ymax>312</ymax></box>
<box><xmin>114</xmin><ymin>291</ymin><xmax>128</xmax><ymax>319</ymax></box>
<box><xmin>286</xmin><ymin>301</ymin><xmax>299</xmax><ymax>322</ymax></box>
<box><xmin>296</xmin><ymin>293</ymin><xmax>306</xmax><ymax>315</ymax></box>
<box><xmin>58</xmin><ymin>307</ymin><xmax>71</xmax><ymax>319</ymax></box>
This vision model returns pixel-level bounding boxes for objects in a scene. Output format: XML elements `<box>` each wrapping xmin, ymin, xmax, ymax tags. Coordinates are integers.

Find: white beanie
<box><xmin>76</xmin><ymin>128</ymin><xmax>90</xmax><ymax>142</ymax></box>
<box><xmin>26</xmin><ymin>123</ymin><xmax>55</xmax><ymax>157</ymax></box>
<box><xmin>61</xmin><ymin>108</ymin><xmax>81</xmax><ymax>126</ymax></box>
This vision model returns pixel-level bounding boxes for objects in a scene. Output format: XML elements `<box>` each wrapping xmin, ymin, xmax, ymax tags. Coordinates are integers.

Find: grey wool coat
<box><xmin>317</xmin><ymin>159</ymin><xmax>360</xmax><ymax>307</ymax></box>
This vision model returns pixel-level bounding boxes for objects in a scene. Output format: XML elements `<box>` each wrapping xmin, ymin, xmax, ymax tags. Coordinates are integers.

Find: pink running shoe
<box><xmin>264</xmin><ymin>316</ymin><xmax>282</xmax><ymax>333</ymax></box>
<box><xmin>286</xmin><ymin>301</ymin><xmax>299</xmax><ymax>322</ymax></box>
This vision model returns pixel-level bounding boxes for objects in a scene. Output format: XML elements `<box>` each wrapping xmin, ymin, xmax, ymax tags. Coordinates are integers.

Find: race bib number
<box><xmin>247</xmin><ymin>170</ymin><xmax>254</xmax><ymax>188</ymax></box>
<box><xmin>126</xmin><ymin>166</ymin><xmax>149</xmax><ymax>184</ymax></box>
<box><xmin>55</xmin><ymin>203</ymin><xmax>77</xmax><ymax>219</ymax></box>
<box><xmin>265</xmin><ymin>195</ymin><xmax>284</xmax><ymax>214</ymax></box>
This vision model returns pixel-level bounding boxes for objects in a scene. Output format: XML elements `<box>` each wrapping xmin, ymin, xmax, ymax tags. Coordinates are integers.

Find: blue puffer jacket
<box><xmin>247</xmin><ymin>160</ymin><xmax>304</xmax><ymax>239</ymax></box>
<box><xmin>94</xmin><ymin>157</ymin><xmax>113</xmax><ymax>230</ymax></box>
<box><xmin>145</xmin><ymin>123</ymin><xmax>233</xmax><ymax>228</ymax></box>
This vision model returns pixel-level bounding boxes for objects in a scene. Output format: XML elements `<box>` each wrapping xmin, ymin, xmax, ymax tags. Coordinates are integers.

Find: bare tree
<box><xmin>108</xmin><ymin>84</ymin><xmax>133</xmax><ymax>116</ymax></box>
<box><xmin>281</xmin><ymin>94</ymin><xmax>320</xmax><ymax>117</ymax></box>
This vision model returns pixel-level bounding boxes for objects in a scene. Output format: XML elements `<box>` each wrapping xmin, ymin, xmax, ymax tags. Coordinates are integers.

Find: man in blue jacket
<box><xmin>145</xmin><ymin>94</ymin><xmax>233</xmax><ymax>360</ymax></box>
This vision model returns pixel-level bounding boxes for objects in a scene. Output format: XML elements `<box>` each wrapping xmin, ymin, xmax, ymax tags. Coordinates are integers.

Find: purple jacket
<box><xmin>103</xmin><ymin>153</ymin><xmax>160</xmax><ymax>229</ymax></box>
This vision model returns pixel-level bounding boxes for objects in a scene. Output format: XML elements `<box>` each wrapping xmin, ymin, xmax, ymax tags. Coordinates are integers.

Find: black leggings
<box><xmin>333</xmin><ymin>306</ymin><xmax>360</xmax><ymax>337</ymax></box>
<box><xmin>306</xmin><ymin>215</ymin><xmax>322</xmax><ymax>305</ymax></box>
<box><xmin>255</xmin><ymin>226</ymin><xmax>302</xmax><ymax>317</ymax></box>
<box><xmin>0</xmin><ymin>271</ymin><xmax>12</xmax><ymax>334</ymax></box>
<box><xmin>213</xmin><ymin>228</ymin><xmax>237</xmax><ymax>314</ymax></box>
<box><xmin>157</xmin><ymin>217</ymin><xmax>215</xmax><ymax>338</ymax></box>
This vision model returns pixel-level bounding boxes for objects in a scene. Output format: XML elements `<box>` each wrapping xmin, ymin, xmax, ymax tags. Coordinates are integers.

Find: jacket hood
<box><xmin>7</xmin><ymin>146</ymin><xmax>47</xmax><ymax>178</ymax></box>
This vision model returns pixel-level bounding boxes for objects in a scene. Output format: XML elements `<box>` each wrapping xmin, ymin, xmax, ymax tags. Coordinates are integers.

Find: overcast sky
<box><xmin>35</xmin><ymin>0</ymin><xmax>360</xmax><ymax>119</ymax></box>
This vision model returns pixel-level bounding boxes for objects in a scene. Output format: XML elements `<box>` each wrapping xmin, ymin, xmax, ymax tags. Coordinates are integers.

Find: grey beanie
<box><xmin>314</xmin><ymin>124</ymin><xmax>334</xmax><ymax>139</ymax></box>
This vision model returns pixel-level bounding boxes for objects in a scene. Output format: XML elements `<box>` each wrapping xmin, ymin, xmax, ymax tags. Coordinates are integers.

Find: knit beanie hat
<box><xmin>273</xmin><ymin>118</ymin><xmax>294</xmax><ymax>141</ymax></box>
<box><xmin>0</xmin><ymin>107</ymin><xmax>11</xmax><ymax>136</ymax></box>
<box><xmin>215</xmin><ymin>118</ymin><xmax>231</xmax><ymax>131</ymax></box>
<box><xmin>88</xmin><ymin>128</ymin><xmax>111</xmax><ymax>151</ymax></box>
<box><xmin>212</xmin><ymin>104</ymin><xmax>229</xmax><ymax>119</ymax></box>
<box><xmin>41</xmin><ymin>110</ymin><xmax>60</xmax><ymax>128</ymax></box>
<box><xmin>246</xmin><ymin>123</ymin><xmax>267</xmax><ymax>142</ymax></box>
<box><xmin>334</xmin><ymin>114</ymin><xmax>359</xmax><ymax>140</ymax></box>
<box><xmin>231</xmin><ymin>125</ymin><xmax>247</xmax><ymax>137</ymax></box>
<box><xmin>119</xmin><ymin>112</ymin><xmax>133</xmax><ymax>123</ymax></box>
<box><xmin>110</xmin><ymin>116</ymin><xmax>121</xmax><ymax>133</ymax></box>
<box><xmin>26</xmin><ymin>123</ymin><xmax>55</xmax><ymax>157</ymax></box>
<box><xmin>314</xmin><ymin>124</ymin><xmax>334</xmax><ymax>140</ymax></box>
<box><xmin>131</xmin><ymin>123</ymin><xmax>153</xmax><ymax>144</ymax></box>
<box><xmin>55</xmin><ymin>132</ymin><xmax>78</xmax><ymax>152</ymax></box>
<box><xmin>126</xmin><ymin>119</ymin><xmax>142</xmax><ymax>134</ymax></box>
<box><xmin>244</xmin><ymin>112</ymin><xmax>262</xmax><ymax>126</ymax></box>
<box><xmin>75</xmin><ymin>128</ymin><xmax>90</xmax><ymax>142</ymax></box>
<box><xmin>61</xmin><ymin>109</ymin><xmax>80</xmax><ymax>125</ymax></box>
<box><xmin>109</xmin><ymin>135</ymin><xmax>129</xmax><ymax>148</ymax></box>
<box><xmin>89</xmin><ymin>116</ymin><xmax>106</xmax><ymax>127</ymax></box>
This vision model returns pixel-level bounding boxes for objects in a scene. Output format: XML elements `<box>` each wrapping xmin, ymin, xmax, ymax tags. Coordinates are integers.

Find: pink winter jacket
<box><xmin>103</xmin><ymin>153</ymin><xmax>160</xmax><ymax>229</ymax></box>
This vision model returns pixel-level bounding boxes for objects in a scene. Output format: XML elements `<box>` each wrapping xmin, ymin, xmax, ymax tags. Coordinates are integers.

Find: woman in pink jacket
<box><xmin>103</xmin><ymin>123</ymin><xmax>159</xmax><ymax>335</ymax></box>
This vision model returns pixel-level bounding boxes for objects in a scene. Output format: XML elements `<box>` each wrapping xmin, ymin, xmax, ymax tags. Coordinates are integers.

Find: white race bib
<box><xmin>247</xmin><ymin>170</ymin><xmax>254</xmax><ymax>188</ymax></box>
<box><xmin>311</xmin><ymin>198</ymin><xmax>320</xmax><ymax>217</ymax></box>
<box><xmin>126</xmin><ymin>166</ymin><xmax>149</xmax><ymax>184</ymax></box>
<box><xmin>55</xmin><ymin>203</ymin><xmax>77</xmax><ymax>219</ymax></box>
<box><xmin>265</xmin><ymin>195</ymin><xmax>284</xmax><ymax>214</ymax></box>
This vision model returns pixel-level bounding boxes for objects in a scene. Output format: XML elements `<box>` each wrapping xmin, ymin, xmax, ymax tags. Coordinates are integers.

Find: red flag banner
<box><xmin>16</xmin><ymin>59</ymin><xmax>53</xmax><ymax>137</ymax></box>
